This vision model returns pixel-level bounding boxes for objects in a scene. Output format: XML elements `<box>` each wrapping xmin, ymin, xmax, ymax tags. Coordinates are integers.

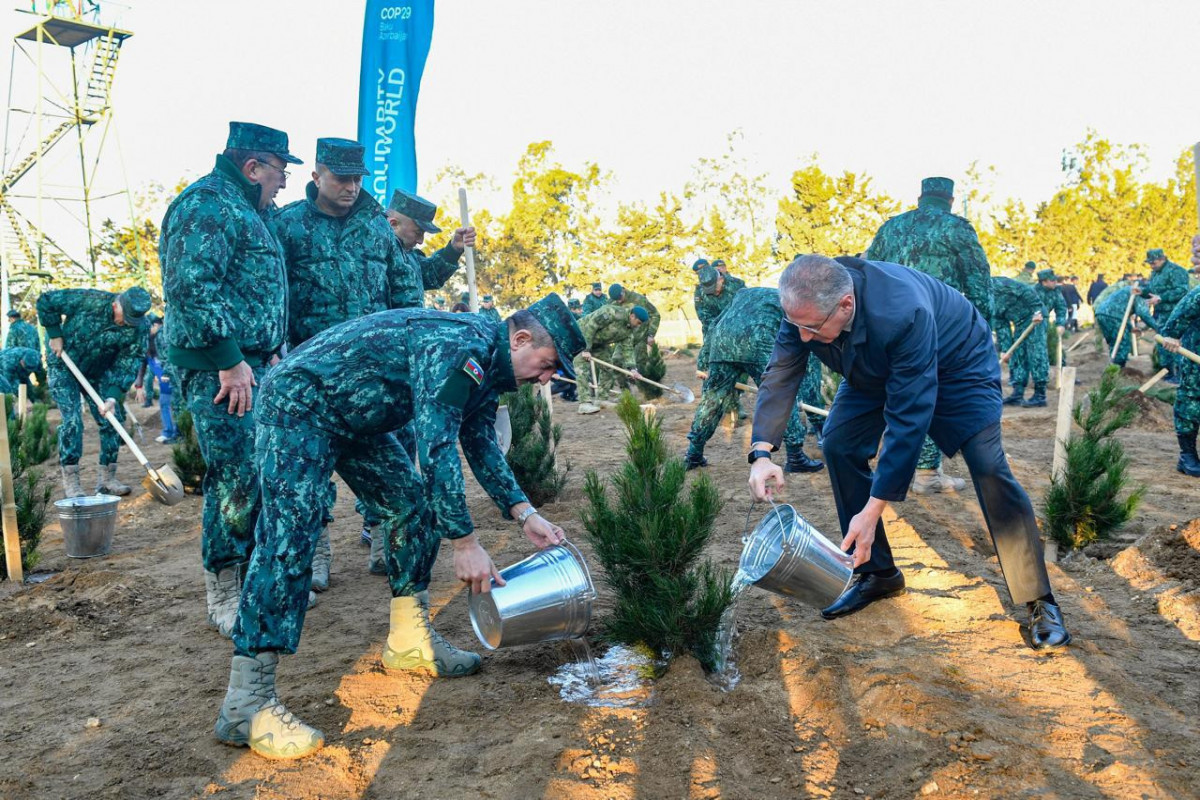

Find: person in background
<box><xmin>134</xmin><ymin>312</ymin><xmax>178</xmax><ymax>444</ymax></box>
<box><xmin>1087</xmin><ymin>272</ymin><xmax>1108</xmax><ymax>306</ymax></box>
<box><xmin>1059</xmin><ymin>275</ymin><xmax>1083</xmax><ymax>332</ymax></box>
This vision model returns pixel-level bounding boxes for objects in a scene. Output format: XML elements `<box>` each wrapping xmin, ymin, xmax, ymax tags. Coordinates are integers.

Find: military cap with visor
<box><xmin>525</xmin><ymin>294</ymin><xmax>587</xmax><ymax>380</ymax></box>
<box><xmin>226</xmin><ymin>121</ymin><xmax>303</xmax><ymax>164</ymax></box>
<box><xmin>388</xmin><ymin>189</ymin><xmax>441</xmax><ymax>234</ymax></box>
<box><xmin>315</xmin><ymin>137</ymin><xmax>369</xmax><ymax>176</ymax></box>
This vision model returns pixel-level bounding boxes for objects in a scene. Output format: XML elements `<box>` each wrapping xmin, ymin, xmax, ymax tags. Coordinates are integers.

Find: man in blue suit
<box><xmin>747</xmin><ymin>255</ymin><xmax>1069</xmax><ymax>651</ymax></box>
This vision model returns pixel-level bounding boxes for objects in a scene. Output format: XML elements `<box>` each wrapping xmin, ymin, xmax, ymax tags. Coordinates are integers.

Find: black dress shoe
<box><xmin>1026</xmin><ymin>600</ymin><xmax>1071</xmax><ymax>650</ymax></box>
<box><xmin>820</xmin><ymin>569</ymin><xmax>906</xmax><ymax>620</ymax></box>
<box><xmin>784</xmin><ymin>449</ymin><xmax>824</xmax><ymax>473</ymax></box>
<box><xmin>683</xmin><ymin>453</ymin><xmax>708</xmax><ymax>471</ymax></box>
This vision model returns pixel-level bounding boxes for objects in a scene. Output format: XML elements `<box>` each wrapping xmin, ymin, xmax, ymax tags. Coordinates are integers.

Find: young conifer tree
<box><xmin>0</xmin><ymin>398</ymin><xmax>52</xmax><ymax>576</ymax></box>
<box><xmin>1042</xmin><ymin>366</ymin><xmax>1144</xmax><ymax>550</ymax></box>
<box><xmin>636</xmin><ymin>341</ymin><xmax>667</xmax><ymax>400</ymax></box>
<box><xmin>581</xmin><ymin>392</ymin><xmax>732</xmax><ymax>670</ymax></box>
<box><xmin>171</xmin><ymin>409</ymin><xmax>207</xmax><ymax>493</ymax></box>
<box><xmin>502</xmin><ymin>384</ymin><xmax>569</xmax><ymax>506</ymax></box>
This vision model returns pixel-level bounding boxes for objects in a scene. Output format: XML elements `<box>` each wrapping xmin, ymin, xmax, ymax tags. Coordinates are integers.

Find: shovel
<box><xmin>588</xmin><ymin>355</ymin><xmax>695</xmax><ymax>403</ymax></box>
<box><xmin>1000</xmin><ymin>319</ymin><xmax>1039</xmax><ymax>364</ymax></box>
<box><xmin>555</xmin><ymin>374</ymin><xmax>620</xmax><ymax>397</ymax></box>
<box><xmin>58</xmin><ymin>351</ymin><xmax>185</xmax><ymax>506</ymax></box>
<box><xmin>695</xmin><ymin>370</ymin><xmax>829</xmax><ymax>417</ymax></box>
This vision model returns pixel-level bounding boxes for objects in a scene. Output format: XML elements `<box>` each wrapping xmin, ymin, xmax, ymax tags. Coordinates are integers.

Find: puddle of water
<box><xmin>25</xmin><ymin>571</ymin><xmax>59</xmax><ymax>585</ymax></box>
<box><xmin>549</xmin><ymin>643</ymin><xmax>662</xmax><ymax>708</ymax></box>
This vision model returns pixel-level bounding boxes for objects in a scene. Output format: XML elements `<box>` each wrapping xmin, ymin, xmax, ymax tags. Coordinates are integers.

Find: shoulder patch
<box><xmin>462</xmin><ymin>356</ymin><xmax>485</xmax><ymax>385</ymax></box>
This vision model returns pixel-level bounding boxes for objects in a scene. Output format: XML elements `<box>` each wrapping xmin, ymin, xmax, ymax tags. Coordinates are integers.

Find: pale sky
<box><xmin>2</xmin><ymin>0</ymin><xmax>1199</xmax><ymax>259</ymax></box>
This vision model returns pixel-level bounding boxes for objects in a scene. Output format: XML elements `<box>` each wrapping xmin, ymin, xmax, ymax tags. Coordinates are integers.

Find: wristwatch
<box><xmin>747</xmin><ymin>449</ymin><xmax>773</xmax><ymax>465</ymax></box>
<box><xmin>516</xmin><ymin>506</ymin><xmax>539</xmax><ymax>527</ymax></box>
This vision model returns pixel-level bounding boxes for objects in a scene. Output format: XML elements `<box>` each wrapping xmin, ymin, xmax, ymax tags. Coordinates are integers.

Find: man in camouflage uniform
<box><xmin>1010</xmin><ymin>268</ymin><xmax>1070</xmax><ymax>408</ymax></box>
<box><xmin>582</xmin><ymin>281</ymin><xmax>607</xmax><ymax>316</ymax></box>
<box><xmin>432</xmin><ymin>295</ymin><xmax>446</xmax><ymax>311</ymax></box>
<box><xmin>37</xmin><ymin>287</ymin><xmax>150</xmax><ymax>497</ymax></box>
<box><xmin>160</xmin><ymin>122</ymin><xmax>298</xmax><ymax>638</ymax></box>
<box><xmin>865</xmin><ymin>176</ymin><xmax>993</xmax><ymax>494</ymax></box>
<box><xmin>711</xmin><ymin>258</ymin><xmax>747</xmax><ymax>292</ymax></box>
<box><xmin>1160</xmin><ymin>285</ymin><xmax>1200</xmax><ymax>476</ymax></box>
<box><xmin>573</xmin><ymin>302</ymin><xmax>646</xmax><ymax>414</ymax></box>
<box><xmin>479</xmin><ymin>295</ymin><xmax>503</xmax><ymax>323</ymax></box>
<box><xmin>1144</xmin><ymin>248</ymin><xmax>1190</xmax><ymax>381</ymax></box>
<box><xmin>684</xmin><ymin>287</ymin><xmax>823</xmax><ymax>473</ymax></box>
<box><xmin>608</xmin><ymin>283</ymin><xmax>659</xmax><ymax>347</ymax></box>
<box><xmin>385</xmin><ymin>189</ymin><xmax>472</xmax><ymax>302</ymax></box>
<box><xmin>568</xmin><ymin>298</ymin><xmax>584</xmax><ymax>319</ymax></box>
<box><xmin>0</xmin><ymin>346</ymin><xmax>41</xmax><ymax>397</ymax></box>
<box><xmin>6</xmin><ymin>308</ymin><xmax>43</xmax><ymax>395</ymax></box>
<box><xmin>694</xmin><ymin>265</ymin><xmax>742</xmax><ymax>371</ymax></box>
<box><xmin>1095</xmin><ymin>283</ymin><xmax>1160</xmax><ymax>367</ymax></box>
<box><xmin>215</xmin><ymin>296</ymin><xmax>584</xmax><ymax>760</ymax></box>
<box><xmin>1018</xmin><ymin>260</ymin><xmax>1038</xmax><ymax>284</ymax></box>
<box><xmin>991</xmin><ymin>277</ymin><xmax>1044</xmax><ymax>399</ymax></box>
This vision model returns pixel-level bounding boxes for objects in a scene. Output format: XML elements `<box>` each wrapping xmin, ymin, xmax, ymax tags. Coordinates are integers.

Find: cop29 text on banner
<box><xmin>357</xmin><ymin>0</ymin><xmax>435</xmax><ymax>203</ymax></box>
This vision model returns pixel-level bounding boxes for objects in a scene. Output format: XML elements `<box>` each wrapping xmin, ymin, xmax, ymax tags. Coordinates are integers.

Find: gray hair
<box><xmin>778</xmin><ymin>254</ymin><xmax>853</xmax><ymax>313</ymax></box>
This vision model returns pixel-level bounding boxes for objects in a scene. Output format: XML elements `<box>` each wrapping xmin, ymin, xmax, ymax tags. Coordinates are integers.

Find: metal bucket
<box><xmin>470</xmin><ymin>539</ymin><xmax>595</xmax><ymax>650</ymax></box>
<box><xmin>739</xmin><ymin>503</ymin><xmax>853</xmax><ymax>608</ymax></box>
<box><xmin>56</xmin><ymin>495</ymin><xmax>120</xmax><ymax>559</ymax></box>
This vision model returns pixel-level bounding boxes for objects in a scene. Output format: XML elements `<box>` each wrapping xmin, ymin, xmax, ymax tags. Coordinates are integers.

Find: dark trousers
<box><xmin>824</xmin><ymin>419</ymin><xmax>1051</xmax><ymax>605</ymax></box>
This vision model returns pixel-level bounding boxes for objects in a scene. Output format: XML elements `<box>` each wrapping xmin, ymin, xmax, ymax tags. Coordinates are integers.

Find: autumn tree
<box><xmin>774</xmin><ymin>160</ymin><xmax>900</xmax><ymax>261</ymax></box>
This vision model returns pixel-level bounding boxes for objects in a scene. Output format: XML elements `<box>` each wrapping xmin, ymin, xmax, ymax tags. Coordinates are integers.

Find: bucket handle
<box><xmin>742</xmin><ymin>498</ymin><xmax>792</xmax><ymax>552</ymax></box>
<box><xmin>560</xmin><ymin>537</ymin><xmax>596</xmax><ymax>600</ymax></box>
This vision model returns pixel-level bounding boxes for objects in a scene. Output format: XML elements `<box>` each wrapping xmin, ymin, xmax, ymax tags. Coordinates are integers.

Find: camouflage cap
<box><xmin>712</xmin><ymin>258</ymin><xmax>726</xmax><ymax>269</ymax></box>
<box><xmin>226</xmin><ymin>122</ymin><xmax>302</xmax><ymax>164</ymax></box>
<box><xmin>482</xmin><ymin>295</ymin><xmax>494</xmax><ymax>303</ymax></box>
<box><xmin>920</xmin><ymin>176</ymin><xmax>954</xmax><ymax>200</ymax></box>
<box><xmin>1023</xmin><ymin>261</ymin><xmax>1037</xmax><ymax>270</ymax></box>
<box><xmin>388</xmin><ymin>188</ymin><xmax>441</xmax><ymax>234</ymax></box>
<box><xmin>608</xmin><ymin>283</ymin><xmax>624</xmax><ymax>300</ymax></box>
<box><xmin>5</xmin><ymin>309</ymin><xmax>18</xmax><ymax>318</ymax></box>
<box><xmin>460</xmin><ymin>291</ymin><xmax>470</xmax><ymax>303</ymax></box>
<box><xmin>432</xmin><ymin>296</ymin><xmax>446</xmax><ymax>307</ymax></box>
<box><xmin>567</xmin><ymin>298</ymin><xmax>582</xmax><ymax>309</ymax></box>
<box><xmin>1145</xmin><ymin>248</ymin><xmax>1166</xmax><ymax>263</ymax></box>
<box><xmin>315</xmin><ymin>137</ymin><xmax>369</xmax><ymax>176</ymax></box>
<box><xmin>525</xmin><ymin>293</ymin><xmax>586</xmax><ymax>379</ymax></box>
<box><xmin>117</xmin><ymin>286</ymin><xmax>152</xmax><ymax>326</ymax></box>
<box><xmin>698</xmin><ymin>264</ymin><xmax>720</xmax><ymax>295</ymax></box>
<box><xmin>691</xmin><ymin>258</ymin><xmax>710</xmax><ymax>272</ymax></box>
<box><xmin>1037</xmin><ymin>268</ymin><xmax>1058</xmax><ymax>282</ymax></box>
<box><xmin>630</xmin><ymin>305</ymin><xmax>649</xmax><ymax>322</ymax></box>
<box><xmin>591</xmin><ymin>281</ymin><xmax>603</xmax><ymax>290</ymax></box>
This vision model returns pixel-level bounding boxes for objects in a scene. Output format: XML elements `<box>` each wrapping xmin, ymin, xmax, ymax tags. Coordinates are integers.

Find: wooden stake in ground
<box><xmin>1130</xmin><ymin>323</ymin><xmax>1140</xmax><ymax>358</ymax></box>
<box><xmin>1000</xmin><ymin>319</ymin><xmax>1039</xmax><ymax>364</ymax></box>
<box><xmin>458</xmin><ymin>188</ymin><xmax>479</xmax><ymax>313</ymax></box>
<box><xmin>1066</xmin><ymin>330</ymin><xmax>1094</xmax><ymax>354</ymax></box>
<box><xmin>1047</xmin><ymin>365</ymin><xmax>1077</xmax><ymax>564</ymax></box>
<box><xmin>1056</xmin><ymin>329</ymin><xmax>1065</xmax><ymax>389</ymax></box>
<box><xmin>1138</xmin><ymin>368</ymin><xmax>1170</xmax><ymax>393</ymax></box>
<box><xmin>0</xmin><ymin>398</ymin><xmax>23</xmax><ymax>583</ymax></box>
<box><xmin>1110</xmin><ymin>291</ymin><xmax>1137</xmax><ymax>359</ymax></box>
<box><xmin>16</xmin><ymin>383</ymin><xmax>25</xmax><ymax>421</ymax></box>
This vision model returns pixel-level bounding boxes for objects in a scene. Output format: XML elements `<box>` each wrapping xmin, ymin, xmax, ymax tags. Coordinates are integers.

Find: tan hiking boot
<box><xmin>61</xmin><ymin>464</ymin><xmax>85</xmax><ymax>498</ymax></box>
<box><xmin>577</xmin><ymin>402</ymin><xmax>601</xmax><ymax>415</ymax></box>
<box><xmin>215</xmin><ymin>652</ymin><xmax>324</xmax><ymax>760</ymax></box>
<box><xmin>205</xmin><ymin>564</ymin><xmax>243</xmax><ymax>638</ymax></box>
<box><xmin>311</xmin><ymin>528</ymin><xmax>332</xmax><ymax>592</ymax></box>
<box><xmin>911</xmin><ymin>467</ymin><xmax>967</xmax><ymax>495</ymax></box>
<box><xmin>382</xmin><ymin>592</ymin><xmax>481</xmax><ymax>677</ymax></box>
<box><xmin>95</xmin><ymin>463</ymin><xmax>131</xmax><ymax>496</ymax></box>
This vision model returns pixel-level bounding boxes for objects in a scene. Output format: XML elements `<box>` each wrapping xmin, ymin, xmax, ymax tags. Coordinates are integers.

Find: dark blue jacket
<box><xmin>752</xmin><ymin>257</ymin><xmax>1001</xmax><ymax>501</ymax></box>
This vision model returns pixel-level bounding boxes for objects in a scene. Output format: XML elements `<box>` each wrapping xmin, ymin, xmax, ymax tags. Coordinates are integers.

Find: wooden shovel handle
<box><xmin>695</xmin><ymin>370</ymin><xmax>829</xmax><ymax>418</ymax></box>
<box><xmin>58</xmin><ymin>351</ymin><xmax>152</xmax><ymax>469</ymax></box>
<box><xmin>1001</xmin><ymin>319</ymin><xmax>1039</xmax><ymax>364</ymax></box>
<box><xmin>589</xmin><ymin>355</ymin><xmax>676</xmax><ymax>393</ymax></box>
<box><xmin>1110</xmin><ymin>292</ymin><xmax>1137</xmax><ymax>359</ymax></box>
<box><xmin>1154</xmin><ymin>335</ymin><xmax>1200</xmax><ymax>365</ymax></box>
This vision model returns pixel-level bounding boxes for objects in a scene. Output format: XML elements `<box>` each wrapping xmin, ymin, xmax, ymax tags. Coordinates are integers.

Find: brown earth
<box><xmin>1</xmin><ymin>330</ymin><xmax>1198</xmax><ymax>800</ymax></box>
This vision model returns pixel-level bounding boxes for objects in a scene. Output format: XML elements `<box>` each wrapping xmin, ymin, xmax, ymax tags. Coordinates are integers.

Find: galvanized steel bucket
<box><xmin>739</xmin><ymin>503</ymin><xmax>854</xmax><ymax>608</ymax></box>
<box><xmin>56</xmin><ymin>495</ymin><xmax>121</xmax><ymax>559</ymax></box>
<box><xmin>470</xmin><ymin>539</ymin><xmax>595</xmax><ymax>650</ymax></box>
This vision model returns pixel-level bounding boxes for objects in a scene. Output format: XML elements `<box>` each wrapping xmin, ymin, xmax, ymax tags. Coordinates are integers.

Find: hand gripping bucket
<box><xmin>470</xmin><ymin>539</ymin><xmax>595</xmax><ymax>649</ymax></box>
<box><xmin>739</xmin><ymin>503</ymin><xmax>854</xmax><ymax>608</ymax></box>
<box><xmin>55</xmin><ymin>495</ymin><xmax>121</xmax><ymax>559</ymax></box>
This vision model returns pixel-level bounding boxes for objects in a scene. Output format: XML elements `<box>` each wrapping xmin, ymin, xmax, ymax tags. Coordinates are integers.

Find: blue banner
<box><xmin>357</xmin><ymin>0</ymin><xmax>435</xmax><ymax>203</ymax></box>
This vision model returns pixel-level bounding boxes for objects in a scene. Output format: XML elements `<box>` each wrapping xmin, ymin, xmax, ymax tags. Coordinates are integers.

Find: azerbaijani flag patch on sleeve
<box><xmin>461</xmin><ymin>356</ymin><xmax>485</xmax><ymax>385</ymax></box>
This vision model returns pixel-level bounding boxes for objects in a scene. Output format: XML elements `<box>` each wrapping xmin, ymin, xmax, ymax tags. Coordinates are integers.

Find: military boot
<box><xmin>382</xmin><ymin>592</ymin><xmax>481</xmax><ymax>677</ymax></box>
<box><xmin>784</xmin><ymin>447</ymin><xmax>824</xmax><ymax>473</ymax></box>
<box><xmin>911</xmin><ymin>468</ymin><xmax>966</xmax><ymax>495</ymax></box>
<box><xmin>205</xmin><ymin>564</ymin><xmax>244</xmax><ymax>638</ymax></box>
<box><xmin>215</xmin><ymin>652</ymin><xmax>324</xmax><ymax>759</ymax></box>
<box><xmin>95</xmin><ymin>463</ymin><xmax>132</xmax><ymax>496</ymax></box>
<box><xmin>1002</xmin><ymin>388</ymin><xmax>1025</xmax><ymax>406</ymax></box>
<box><xmin>60</xmin><ymin>464</ymin><xmax>85</xmax><ymax>498</ymax></box>
<box><xmin>1177</xmin><ymin>433</ymin><xmax>1200</xmax><ymax>477</ymax></box>
<box><xmin>367</xmin><ymin>526</ymin><xmax>386</xmax><ymax>575</ymax></box>
<box><xmin>1021</xmin><ymin>386</ymin><xmax>1048</xmax><ymax>408</ymax></box>
<box><xmin>683</xmin><ymin>449</ymin><xmax>708</xmax><ymax>471</ymax></box>
<box><xmin>311</xmin><ymin>529</ymin><xmax>332</xmax><ymax>592</ymax></box>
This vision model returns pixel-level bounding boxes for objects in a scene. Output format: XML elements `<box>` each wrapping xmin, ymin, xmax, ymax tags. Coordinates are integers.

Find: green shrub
<box><xmin>1042</xmin><ymin>366</ymin><xmax>1144</xmax><ymax>550</ymax></box>
<box><xmin>171</xmin><ymin>409</ymin><xmax>206</xmax><ymax>493</ymax></box>
<box><xmin>581</xmin><ymin>392</ymin><xmax>732</xmax><ymax>671</ymax></box>
<box><xmin>636</xmin><ymin>341</ymin><xmax>667</xmax><ymax>400</ymax></box>
<box><xmin>501</xmin><ymin>384</ymin><xmax>568</xmax><ymax>506</ymax></box>
<box><xmin>0</xmin><ymin>397</ymin><xmax>53</xmax><ymax>578</ymax></box>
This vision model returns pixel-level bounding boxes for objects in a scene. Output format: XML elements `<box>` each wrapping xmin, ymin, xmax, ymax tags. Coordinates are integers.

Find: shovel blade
<box><xmin>672</xmin><ymin>383</ymin><xmax>696</xmax><ymax>404</ymax></box>
<box><xmin>143</xmin><ymin>463</ymin><xmax>186</xmax><ymax>506</ymax></box>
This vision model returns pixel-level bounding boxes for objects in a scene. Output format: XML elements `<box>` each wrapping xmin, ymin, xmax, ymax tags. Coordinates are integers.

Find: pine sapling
<box><xmin>1042</xmin><ymin>366</ymin><xmax>1144</xmax><ymax>550</ymax></box>
<box><xmin>636</xmin><ymin>341</ymin><xmax>667</xmax><ymax>400</ymax></box>
<box><xmin>0</xmin><ymin>397</ymin><xmax>52</xmax><ymax>578</ymax></box>
<box><xmin>502</xmin><ymin>384</ymin><xmax>569</xmax><ymax>506</ymax></box>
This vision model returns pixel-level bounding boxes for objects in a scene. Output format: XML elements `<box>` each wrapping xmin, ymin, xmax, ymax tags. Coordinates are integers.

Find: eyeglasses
<box><xmin>255</xmin><ymin>159</ymin><xmax>289</xmax><ymax>180</ymax></box>
<box><xmin>791</xmin><ymin>303</ymin><xmax>839</xmax><ymax>335</ymax></box>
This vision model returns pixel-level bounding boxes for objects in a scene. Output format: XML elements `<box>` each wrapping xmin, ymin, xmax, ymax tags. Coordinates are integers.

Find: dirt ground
<box><xmin>2</xmin><ymin>331</ymin><xmax>1199</xmax><ymax>800</ymax></box>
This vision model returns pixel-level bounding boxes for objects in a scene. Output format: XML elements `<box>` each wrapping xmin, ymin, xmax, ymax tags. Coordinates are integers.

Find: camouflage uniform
<box><xmin>573</xmin><ymin>303</ymin><xmax>641</xmax><ymax>404</ymax></box>
<box><xmin>0</xmin><ymin>346</ymin><xmax>41</xmax><ymax>396</ymax></box>
<box><xmin>866</xmin><ymin>176</ymin><xmax>993</xmax><ymax>469</ymax></box>
<box><xmin>1160</xmin><ymin>287</ymin><xmax>1200</xmax><ymax>435</ymax></box>
<box><xmin>694</xmin><ymin>270</ymin><xmax>743</xmax><ymax>372</ymax></box>
<box><xmin>1146</xmin><ymin>255</ymin><xmax>1190</xmax><ymax>374</ymax></box>
<box><xmin>612</xmin><ymin>288</ymin><xmax>659</xmax><ymax>343</ymax></box>
<box><xmin>1095</xmin><ymin>285</ymin><xmax>1160</xmax><ymax>366</ymax></box>
<box><xmin>36</xmin><ymin>289</ymin><xmax>147</xmax><ymax>465</ymax></box>
<box><xmin>992</xmin><ymin>277</ymin><xmax>1043</xmax><ymax>388</ymax></box>
<box><xmin>685</xmin><ymin>288</ymin><xmax>812</xmax><ymax>459</ymax></box>
<box><xmin>581</xmin><ymin>290</ymin><xmax>607</xmax><ymax>316</ymax></box>
<box><xmin>231</xmin><ymin>306</ymin><xmax>578</xmax><ymax>656</ymax></box>
<box><xmin>1030</xmin><ymin>274</ymin><xmax>1070</xmax><ymax>381</ymax></box>
<box><xmin>160</xmin><ymin>152</ymin><xmax>289</xmax><ymax>574</ymax></box>
<box><xmin>5</xmin><ymin>318</ymin><xmax>39</xmax><ymax>352</ymax></box>
<box><xmin>479</xmin><ymin>304</ymin><xmax>503</xmax><ymax>324</ymax></box>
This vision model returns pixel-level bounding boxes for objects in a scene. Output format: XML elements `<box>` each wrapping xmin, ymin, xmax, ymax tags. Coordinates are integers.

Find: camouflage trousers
<box><xmin>800</xmin><ymin>359</ymin><xmax>826</xmax><ymax>438</ymax></box>
<box><xmin>686</xmin><ymin>359</ymin><xmax>809</xmax><ymax>457</ymax></box>
<box><xmin>232</xmin><ymin>407</ymin><xmax>439</xmax><ymax>656</ymax></box>
<box><xmin>1174</xmin><ymin>358</ymin><xmax>1200</xmax><ymax>435</ymax></box>
<box><xmin>1096</xmin><ymin>314</ymin><xmax>1137</xmax><ymax>366</ymax></box>
<box><xmin>47</xmin><ymin>360</ymin><xmax>126</xmax><ymax>466</ymax></box>
<box><xmin>1009</xmin><ymin>320</ymin><xmax>1050</xmax><ymax>391</ymax></box>
<box><xmin>572</xmin><ymin>346</ymin><xmax>627</xmax><ymax>404</ymax></box>
<box><xmin>324</xmin><ymin>422</ymin><xmax>415</xmax><ymax>528</ymax></box>
<box><xmin>177</xmin><ymin>365</ymin><xmax>267</xmax><ymax>574</ymax></box>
